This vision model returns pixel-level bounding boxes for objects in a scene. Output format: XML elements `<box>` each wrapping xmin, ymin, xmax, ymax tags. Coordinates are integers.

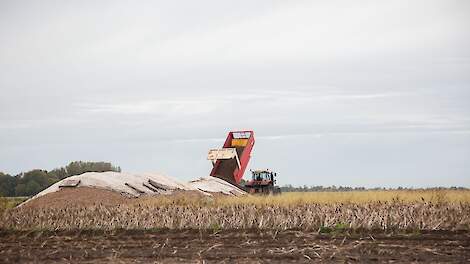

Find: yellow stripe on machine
<box><xmin>231</xmin><ymin>138</ymin><xmax>248</xmax><ymax>147</ymax></box>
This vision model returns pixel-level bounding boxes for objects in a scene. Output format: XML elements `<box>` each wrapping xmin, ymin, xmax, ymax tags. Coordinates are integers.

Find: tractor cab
<box><xmin>244</xmin><ymin>169</ymin><xmax>281</xmax><ymax>195</ymax></box>
<box><xmin>251</xmin><ymin>170</ymin><xmax>276</xmax><ymax>183</ymax></box>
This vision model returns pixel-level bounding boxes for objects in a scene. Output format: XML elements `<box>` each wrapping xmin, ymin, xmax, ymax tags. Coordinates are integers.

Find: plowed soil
<box><xmin>0</xmin><ymin>229</ymin><xmax>468</xmax><ymax>263</ymax></box>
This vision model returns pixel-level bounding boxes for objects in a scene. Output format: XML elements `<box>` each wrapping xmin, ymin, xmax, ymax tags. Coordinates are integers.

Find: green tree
<box><xmin>65</xmin><ymin>161</ymin><xmax>120</xmax><ymax>176</ymax></box>
<box><xmin>48</xmin><ymin>167</ymin><xmax>68</xmax><ymax>180</ymax></box>
<box><xmin>24</xmin><ymin>180</ymin><xmax>41</xmax><ymax>196</ymax></box>
<box><xmin>15</xmin><ymin>183</ymin><xmax>27</xmax><ymax>196</ymax></box>
<box><xmin>0</xmin><ymin>172</ymin><xmax>15</xmax><ymax>196</ymax></box>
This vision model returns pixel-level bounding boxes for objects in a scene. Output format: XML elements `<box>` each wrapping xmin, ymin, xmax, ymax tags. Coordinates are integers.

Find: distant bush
<box><xmin>65</xmin><ymin>161</ymin><xmax>121</xmax><ymax>178</ymax></box>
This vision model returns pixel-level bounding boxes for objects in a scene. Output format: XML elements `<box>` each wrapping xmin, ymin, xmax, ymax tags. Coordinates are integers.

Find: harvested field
<box><xmin>0</xmin><ymin>197</ymin><xmax>26</xmax><ymax>214</ymax></box>
<box><xmin>3</xmin><ymin>191</ymin><xmax>470</xmax><ymax>230</ymax></box>
<box><xmin>2</xmin><ymin>190</ymin><xmax>470</xmax><ymax>263</ymax></box>
<box><xmin>0</xmin><ymin>229</ymin><xmax>469</xmax><ymax>263</ymax></box>
<box><xmin>217</xmin><ymin>190</ymin><xmax>470</xmax><ymax>205</ymax></box>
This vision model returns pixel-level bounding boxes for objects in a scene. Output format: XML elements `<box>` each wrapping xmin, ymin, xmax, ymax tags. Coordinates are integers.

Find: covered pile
<box><xmin>189</xmin><ymin>176</ymin><xmax>246</xmax><ymax>196</ymax></box>
<box><xmin>21</xmin><ymin>171</ymin><xmax>246</xmax><ymax>207</ymax></box>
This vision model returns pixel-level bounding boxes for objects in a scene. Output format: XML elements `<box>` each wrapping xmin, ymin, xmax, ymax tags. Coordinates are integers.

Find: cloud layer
<box><xmin>1</xmin><ymin>0</ymin><xmax>469</xmax><ymax>187</ymax></box>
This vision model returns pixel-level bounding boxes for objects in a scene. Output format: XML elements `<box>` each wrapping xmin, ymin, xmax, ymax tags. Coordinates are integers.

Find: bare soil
<box><xmin>20</xmin><ymin>187</ymin><xmax>207</xmax><ymax>209</ymax></box>
<box><xmin>21</xmin><ymin>187</ymin><xmax>133</xmax><ymax>208</ymax></box>
<box><xmin>0</xmin><ymin>229</ymin><xmax>468</xmax><ymax>263</ymax></box>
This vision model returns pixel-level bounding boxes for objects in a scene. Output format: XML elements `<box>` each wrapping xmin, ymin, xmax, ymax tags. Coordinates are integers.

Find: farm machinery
<box><xmin>245</xmin><ymin>169</ymin><xmax>281</xmax><ymax>195</ymax></box>
<box><xmin>207</xmin><ymin>130</ymin><xmax>281</xmax><ymax>195</ymax></box>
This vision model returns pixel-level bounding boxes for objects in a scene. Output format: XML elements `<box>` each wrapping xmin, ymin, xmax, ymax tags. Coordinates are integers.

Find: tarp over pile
<box><xmin>21</xmin><ymin>171</ymin><xmax>246</xmax><ymax>206</ymax></box>
<box><xmin>189</xmin><ymin>176</ymin><xmax>246</xmax><ymax>196</ymax></box>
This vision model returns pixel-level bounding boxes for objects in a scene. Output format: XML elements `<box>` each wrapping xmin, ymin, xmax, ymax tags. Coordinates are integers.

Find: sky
<box><xmin>1</xmin><ymin>0</ymin><xmax>469</xmax><ymax>187</ymax></box>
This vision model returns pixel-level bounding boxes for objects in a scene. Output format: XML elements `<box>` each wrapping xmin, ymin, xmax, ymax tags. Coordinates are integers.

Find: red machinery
<box><xmin>207</xmin><ymin>130</ymin><xmax>281</xmax><ymax>194</ymax></box>
<box><xmin>207</xmin><ymin>130</ymin><xmax>255</xmax><ymax>185</ymax></box>
<box><xmin>245</xmin><ymin>169</ymin><xmax>281</xmax><ymax>194</ymax></box>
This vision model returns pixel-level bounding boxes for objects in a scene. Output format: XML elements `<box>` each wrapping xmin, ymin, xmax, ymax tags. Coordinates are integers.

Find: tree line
<box><xmin>0</xmin><ymin>161</ymin><xmax>121</xmax><ymax>197</ymax></box>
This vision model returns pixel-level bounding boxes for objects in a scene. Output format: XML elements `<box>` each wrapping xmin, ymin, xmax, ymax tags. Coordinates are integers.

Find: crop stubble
<box><xmin>1</xmin><ymin>189</ymin><xmax>470</xmax><ymax>263</ymax></box>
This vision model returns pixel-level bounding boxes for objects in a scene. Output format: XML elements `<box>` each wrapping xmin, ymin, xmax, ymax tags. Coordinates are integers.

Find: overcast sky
<box><xmin>1</xmin><ymin>0</ymin><xmax>469</xmax><ymax>187</ymax></box>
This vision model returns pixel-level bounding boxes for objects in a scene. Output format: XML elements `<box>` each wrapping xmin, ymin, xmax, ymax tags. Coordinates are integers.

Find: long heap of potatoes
<box><xmin>2</xmin><ymin>201</ymin><xmax>469</xmax><ymax>231</ymax></box>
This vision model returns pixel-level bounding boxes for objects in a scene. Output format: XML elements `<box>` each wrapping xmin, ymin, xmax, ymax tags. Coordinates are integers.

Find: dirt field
<box><xmin>3</xmin><ymin>189</ymin><xmax>470</xmax><ymax>262</ymax></box>
<box><xmin>0</xmin><ymin>229</ymin><xmax>468</xmax><ymax>263</ymax></box>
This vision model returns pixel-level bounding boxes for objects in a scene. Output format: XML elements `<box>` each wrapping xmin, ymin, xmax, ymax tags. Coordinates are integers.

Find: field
<box><xmin>1</xmin><ymin>190</ymin><xmax>469</xmax><ymax>263</ymax></box>
<box><xmin>0</xmin><ymin>196</ymin><xmax>27</xmax><ymax>214</ymax></box>
<box><xmin>1</xmin><ymin>229</ymin><xmax>469</xmax><ymax>263</ymax></box>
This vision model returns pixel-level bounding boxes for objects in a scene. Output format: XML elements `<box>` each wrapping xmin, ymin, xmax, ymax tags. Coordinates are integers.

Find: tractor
<box><xmin>244</xmin><ymin>169</ymin><xmax>281</xmax><ymax>195</ymax></box>
<box><xmin>207</xmin><ymin>130</ymin><xmax>281</xmax><ymax>195</ymax></box>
